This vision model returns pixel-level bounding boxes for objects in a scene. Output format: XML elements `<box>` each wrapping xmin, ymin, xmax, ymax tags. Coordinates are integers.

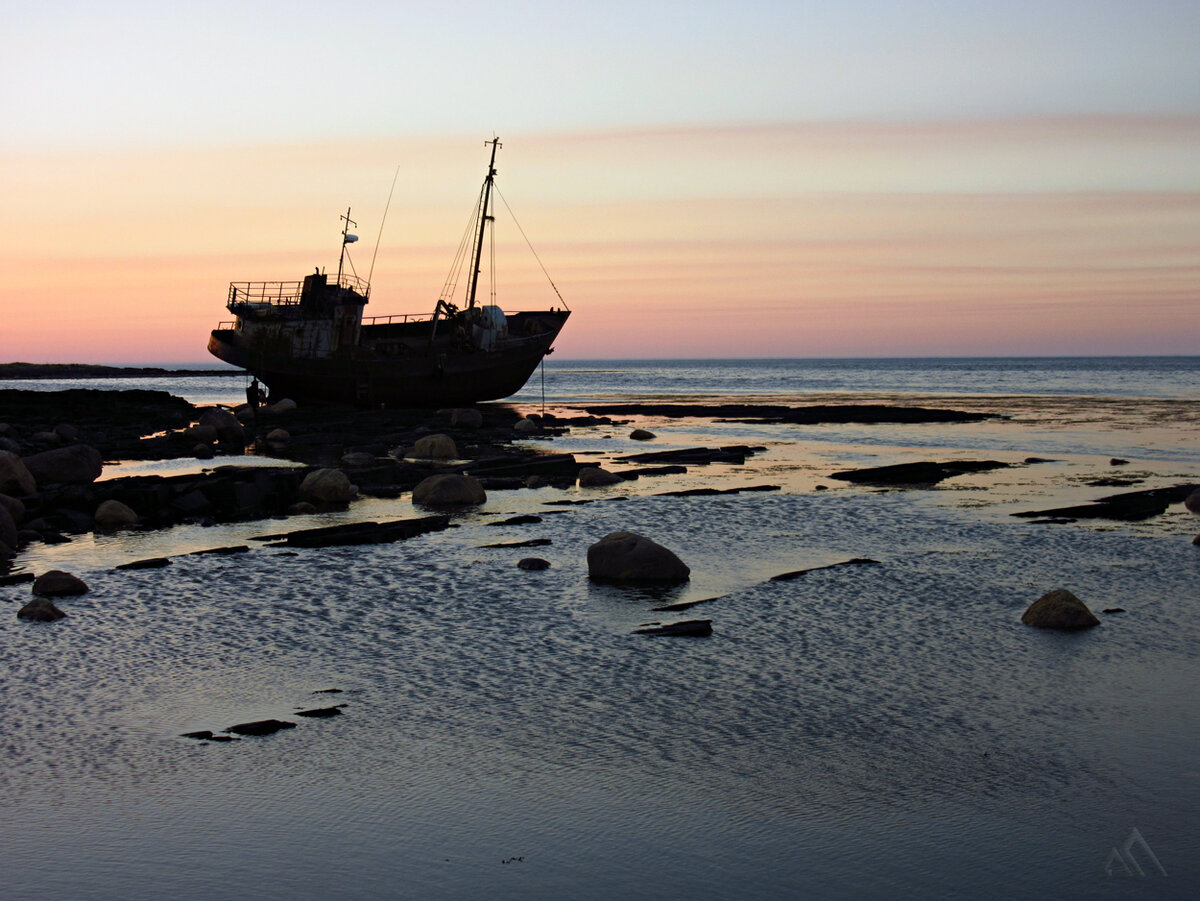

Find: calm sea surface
<box><xmin>2</xmin><ymin>358</ymin><xmax>1197</xmax><ymax>899</ymax></box>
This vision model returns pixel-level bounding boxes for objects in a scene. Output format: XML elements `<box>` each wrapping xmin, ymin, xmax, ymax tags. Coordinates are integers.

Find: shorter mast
<box><xmin>466</xmin><ymin>137</ymin><xmax>501</xmax><ymax>310</ymax></box>
<box><xmin>336</xmin><ymin>207</ymin><xmax>357</xmax><ymax>291</ymax></box>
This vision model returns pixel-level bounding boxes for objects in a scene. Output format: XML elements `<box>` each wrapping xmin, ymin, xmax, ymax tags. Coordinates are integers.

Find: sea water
<box><xmin>1</xmin><ymin>358</ymin><xmax>1197</xmax><ymax>899</ymax></box>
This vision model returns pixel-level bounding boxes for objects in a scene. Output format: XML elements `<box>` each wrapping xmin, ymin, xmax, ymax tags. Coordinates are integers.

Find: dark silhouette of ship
<box><xmin>208</xmin><ymin>138</ymin><xmax>569</xmax><ymax>406</ymax></box>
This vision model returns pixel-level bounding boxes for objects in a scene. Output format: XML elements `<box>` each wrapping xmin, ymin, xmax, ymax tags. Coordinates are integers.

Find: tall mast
<box><xmin>466</xmin><ymin>137</ymin><xmax>501</xmax><ymax>310</ymax></box>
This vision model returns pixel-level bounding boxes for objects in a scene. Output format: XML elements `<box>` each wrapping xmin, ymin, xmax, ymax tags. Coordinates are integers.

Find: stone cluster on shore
<box><xmin>5</xmin><ymin>386</ymin><xmax>1198</xmax><ymax>647</ymax></box>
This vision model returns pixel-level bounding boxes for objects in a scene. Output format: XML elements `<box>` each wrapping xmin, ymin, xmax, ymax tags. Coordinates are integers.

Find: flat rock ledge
<box><xmin>1021</xmin><ymin>589</ymin><xmax>1101</xmax><ymax>630</ymax></box>
<box><xmin>633</xmin><ymin>619</ymin><xmax>713</xmax><ymax>637</ymax></box>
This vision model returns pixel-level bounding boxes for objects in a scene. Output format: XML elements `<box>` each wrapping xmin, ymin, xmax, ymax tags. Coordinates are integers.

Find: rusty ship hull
<box><xmin>207</xmin><ymin>308</ymin><xmax>569</xmax><ymax>407</ymax></box>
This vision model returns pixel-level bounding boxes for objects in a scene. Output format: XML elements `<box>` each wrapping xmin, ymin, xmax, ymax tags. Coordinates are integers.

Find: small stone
<box><xmin>1109</xmin><ymin>458</ymin><xmax>1129</xmax><ymax>466</ymax></box>
<box><xmin>517</xmin><ymin>557</ymin><xmax>551</xmax><ymax>570</ymax></box>
<box><xmin>193</xmin><ymin>443</ymin><xmax>215</xmax><ymax>459</ymax></box>
<box><xmin>513</xmin><ymin>418</ymin><xmax>538</xmax><ymax>434</ymax></box>
<box><xmin>629</xmin><ymin>429</ymin><xmax>655</xmax><ymax>441</ymax></box>
<box><xmin>1184</xmin><ymin>489</ymin><xmax>1200</xmax><ymax>515</ymax></box>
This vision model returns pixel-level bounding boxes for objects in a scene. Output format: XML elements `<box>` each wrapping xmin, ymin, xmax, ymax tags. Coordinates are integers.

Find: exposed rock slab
<box><xmin>770</xmin><ymin>557</ymin><xmax>880</xmax><ymax>581</ymax></box>
<box><xmin>1013</xmin><ymin>483</ymin><xmax>1199</xmax><ymax>522</ymax></box>
<box><xmin>633</xmin><ymin>619</ymin><xmax>713</xmax><ymax>637</ymax></box>
<box><xmin>829</xmin><ymin>460</ymin><xmax>1009</xmax><ymax>486</ymax></box>
<box><xmin>268</xmin><ymin>516</ymin><xmax>450</xmax><ymax>548</ymax></box>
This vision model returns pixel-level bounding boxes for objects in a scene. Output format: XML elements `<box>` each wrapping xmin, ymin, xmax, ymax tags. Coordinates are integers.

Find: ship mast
<box><xmin>466</xmin><ymin>137</ymin><xmax>500</xmax><ymax>310</ymax></box>
<box><xmin>336</xmin><ymin>207</ymin><xmax>357</xmax><ymax>291</ymax></box>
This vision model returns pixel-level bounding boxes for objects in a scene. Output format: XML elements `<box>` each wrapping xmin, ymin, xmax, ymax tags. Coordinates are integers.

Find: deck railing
<box><xmin>227</xmin><ymin>275</ymin><xmax>369</xmax><ymax>306</ymax></box>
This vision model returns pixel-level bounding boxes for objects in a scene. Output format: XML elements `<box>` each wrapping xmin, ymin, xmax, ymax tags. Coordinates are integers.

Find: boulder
<box><xmin>95</xmin><ymin>499</ymin><xmax>138</xmax><ymax>528</ymax></box>
<box><xmin>18</xmin><ymin>597</ymin><xmax>67</xmax><ymax>622</ymax></box>
<box><xmin>630</xmin><ymin>429</ymin><xmax>656</xmax><ymax>441</ymax></box>
<box><xmin>0</xmin><ymin>450</ymin><xmax>37</xmax><ymax>495</ymax></box>
<box><xmin>1185</xmin><ymin>488</ymin><xmax>1200</xmax><ymax>515</ymax></box>
<box><xmin>587</xmin><ymin>531</ymin><xmax>690</xmax><ymax>584</ymax></box>
<box><xmin>518</xmin><ymin>557</ymin><xmax>551</xmax><ymax>571</ymax></box>
<box><xmin>341</xmin><ymin>452</ymin><xmax>375</xmax><ymax>468</ymax></box>
<box><xmin>299</xmin><ymin>468</ymin><xmax>355</xmax><ymax>504</ymax></box>
<box><xmin>193</xmin><ymin>443</ymin><xmax>215</xmax><ymax>460</ymax></box>
<box><xmin>197</xmin><ymin>408</ymin><xmax>245</xmax><ymax>444</ymax></box>
<box><xmin>411</xmin><ymin>434</ymin><xmax>457</xmax><ymax>460</ymax></box>
<box><xmin>450</xmin><ymin>408</ymin><xmax>483</xmax><ymax>429</ymax></box>
<box><xmin>266</xmin><ymin>428</ymin><xmax>290</xmax><ymax>443</ymax></box>
<box><xmin>54</xmin><ymin>423</ymin><xmax>80</xmax><ymax>442</ymax></box>
<box><xmin>412</xmin><ymin>473</ymin><xmax>486</xmax><ymax>508</ymax></box>
<box><xmin>1021</xmin><ymin>589</ymin><xmax>1100</xmax><ymax>630</ymax></box>
<box><xmin>22</xmin><ymin>444</ymin><xmax>103</xmax><ymax>485</ymax></box>
<box><xmin>32</xmin><ymin>430</ymin><xmax>63</xmax><ymax>446</ymax></box>
<box><xmin>184</xmin><ymin>424</ymin><xmax>219</xmax><ymax>444</ymax></box>
<box><xmin>0</xmin><ymin>504</ymin><xmax>17</xmax><ymax>551</ymax></box>
<box><xmin>287</xmin><ymin>501</ymin><xmax>318</xmax><ymax>515</ymax></box>
<box><xmin>0</xmin><ymin>493</ymin><xmax>25</xmax><ymax>523</ymax></box>
<box><xmin>266</xmin><ymin>398</ymin><xmax>297</xmax><ymax>415</ymax></box>
<box><xmin>32</xmin><ymin>570</ymin><xmax>90</xmax><ymax>597</ymax></box>
<box><xmin>578</xmin><ymin>467</ymin><xmax>624</xmax><ymax>488</ymax></box>
<box><xmin>513</xmin><ymin>418</ymin><xmax>538</xmax><ymax>434</ymax></box>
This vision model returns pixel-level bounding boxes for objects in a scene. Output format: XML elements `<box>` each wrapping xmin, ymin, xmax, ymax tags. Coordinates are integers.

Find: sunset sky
<box><xmin>2</xmin><ymin>1</ymin><xmax>1198</xmax><ymax>362</ymax></box>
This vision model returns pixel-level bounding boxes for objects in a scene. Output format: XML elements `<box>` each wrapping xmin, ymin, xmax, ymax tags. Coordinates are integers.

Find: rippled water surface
<box><xmin>2</xmin><ymin>359</ymin><xmax>1198</xmax><ymax>899</ymax></box>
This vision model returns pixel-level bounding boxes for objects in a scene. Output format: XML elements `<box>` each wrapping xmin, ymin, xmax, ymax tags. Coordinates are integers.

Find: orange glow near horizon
<box><xmin>1</xmin><ymin>120</ymin><xmax>1198</xmax><ymax>363</ymax></box>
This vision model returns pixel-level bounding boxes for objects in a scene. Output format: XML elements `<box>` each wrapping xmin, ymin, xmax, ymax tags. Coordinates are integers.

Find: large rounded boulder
<box><xmin>32</xmin><ymin>570</ymin><xmax>90</xmax><ymax>597</ymax></box>
<box><xmin>0</xmin><ymin>451</ymin><xmax>37</xmax><ymax>495</ymax></box>
<box><xmin>0</xmin><ymin>503</ymin><xmax>17</xmax><ymax>551</ymax></box>
<box><xmin>412</xmin><ymin>473</ymin><xmax>486</xmax><ymax>508</ymax></box>
<box><xmin>197</xmin><ymin>408</ymin><xmax>245</xmax><ymax>444</ymax></box>
<box><xmin>299</xmin><ymin>468</ymin><xmax>355</xmax><ymax>504</ymax></box>
<box><xmin>449</xmin><ymin>408</ymin><xmax>483</xmax><ymax>429</ymax></box>
<box><xmin>587</xmin><ymin>531</ymin><xmax>690</xmax><ymax>584</ymax></box>
<box><xmin>411</xmin><ymin>434</ymin><xmax>458</xmax><ymax>460</ymax></box>
<box><xmin>1185</xmin><ymin>488</ymin><xmax>1200</xmax><ymax>515</ymax></box>
<box><xmin>95</xmin><ymin>499</ymin><xmax>139</xmax><ymax>528</ymax></box>
<box><xmin>578</xmin><ymin>467</ymin><xmax>624</xmax><ymax>488</ymax></box>
<box><xmin>1021</xmin><ymin>589</ymin><xmax>1100</xmax><ymax>630</ymax></box>
<box><xmin>22</xmin><ymin>445</ymin><xmax>103</xmax><ymax>485</ymax></box>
